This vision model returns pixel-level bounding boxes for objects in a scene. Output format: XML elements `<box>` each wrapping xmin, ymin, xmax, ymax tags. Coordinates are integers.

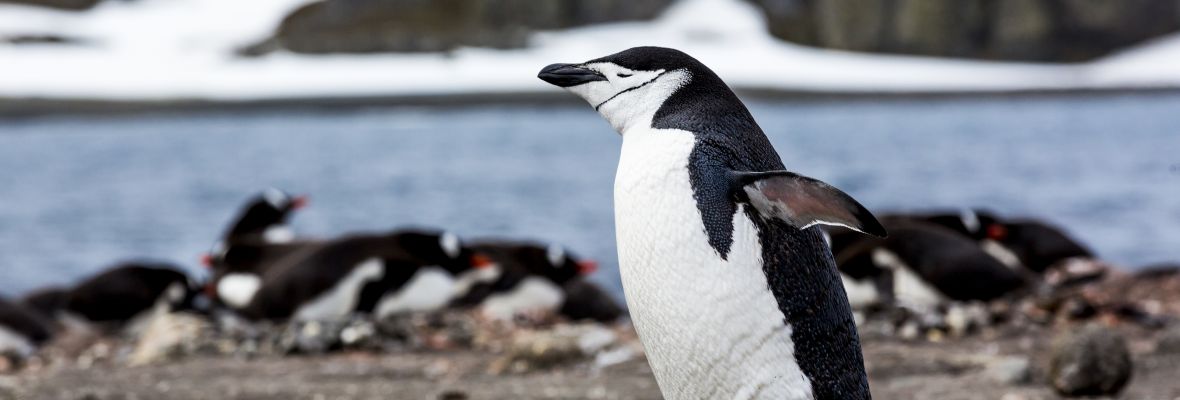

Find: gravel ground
<box><xmin>4</xmin><ymin>322</ymin><xmax>1180</xmax><ymax>400</ymax></box>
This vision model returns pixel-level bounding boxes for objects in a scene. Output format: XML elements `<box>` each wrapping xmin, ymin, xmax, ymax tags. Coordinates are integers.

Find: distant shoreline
<box><xmin>2</xmin><ymin>86</ymin><xmax>1179</xmax><ymax>118</ymax></box>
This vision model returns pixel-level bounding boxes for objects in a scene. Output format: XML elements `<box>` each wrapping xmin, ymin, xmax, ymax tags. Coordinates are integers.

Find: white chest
<box><xmin>613</xmin><ymin>128</ymin><xmax>814</xmax><ymax>400</ymax></box>
<box><xmin>478</xmin><ymin>277</ymin><xmax>566</xmax><ymax>321</ymax></box>
<box><xmin>294</xmin><ymin>259</ymin><xmax>383</xmax><ymax>321</ymax></box>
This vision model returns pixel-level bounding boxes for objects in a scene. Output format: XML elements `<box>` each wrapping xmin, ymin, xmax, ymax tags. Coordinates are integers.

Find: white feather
<box><xmin>217</xmin><ymin>273</ymin><xmax>262</xmax><ymax>309</ymax></box>
<box><xmin>294</xmin><ymin>259</ymin><xmax>383</xmax><ymax>321</ymax></box>
<box><xmin>478</xmin><ymin>277</ymin><xmax>565</xmax><ymax>321</ymax></box>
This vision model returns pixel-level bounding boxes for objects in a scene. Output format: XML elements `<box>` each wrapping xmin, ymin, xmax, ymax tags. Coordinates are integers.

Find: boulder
<box><xmin>1048</xmin><ymin>324</ymin><xmax>1132</xmax><ymax>397</ymax></box>
<box><xmin>0</xmin><ymin>0</ymin><xmax>101</xmax><ymax>11</ymax></box>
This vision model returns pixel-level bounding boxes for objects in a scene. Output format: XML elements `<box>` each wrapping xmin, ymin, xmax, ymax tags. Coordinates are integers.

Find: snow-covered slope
<box><xmin>0</xmin><ymin>0</ymin><xmax>1177</xmax><ymax>101</ymax></box>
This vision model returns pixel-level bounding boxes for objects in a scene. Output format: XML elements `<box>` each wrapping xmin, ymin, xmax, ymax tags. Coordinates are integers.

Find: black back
<box><xmin>879</xmin><ymin>218</ymin><xmax>1029</xmax><ymax>301</ymax></box>
<box><xmin>599</xmin><ymin>47</ymin><xmax>869</xmax><ymax>399</ymax></box>
<box><xmin>65</xmin><ymin>263</ymin><xmax>191</xmax><ymax>323</ymax></box>
<box><xmin>0</xmin><ymin>296</ymin><xmax>54</xmax><ymax>345</ymax></box>
<box><xmin>241</xmin><ymin>230</ymin><xmax>479</xmax><ymax>320</ymax></box>
<box><xmin>19</xmin><ymin>286</ymin><xmax>69</xmax><ymax>323</ymax></box>
<box><xmin>998</xmin><ymin>219</ymin><xmax>1093</xmax><ymax>273</ymax></box>
<box><xmin>893</xmin><ymin>210</ymin><xmax>1001</xmax><ymax>241</ymax></box>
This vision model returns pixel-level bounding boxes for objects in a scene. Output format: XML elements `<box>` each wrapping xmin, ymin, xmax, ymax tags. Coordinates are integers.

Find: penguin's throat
<box><xmin>595</xmin><ymin>70</ymin><xmax>691</xmax><ymax>134</ymax></box>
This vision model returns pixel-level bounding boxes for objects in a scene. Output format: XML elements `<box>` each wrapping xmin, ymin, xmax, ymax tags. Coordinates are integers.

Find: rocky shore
<box><xmin>2</xmin><ymin>268</ymin><xmax>1180</xmax><ymax>400</ymax></box>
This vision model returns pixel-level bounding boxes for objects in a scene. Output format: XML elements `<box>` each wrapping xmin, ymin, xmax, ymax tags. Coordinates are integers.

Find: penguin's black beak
<box><xmin>538</xmin><ymin>63</ymin><xmax>606</xmax><ymax>87</ymax></box>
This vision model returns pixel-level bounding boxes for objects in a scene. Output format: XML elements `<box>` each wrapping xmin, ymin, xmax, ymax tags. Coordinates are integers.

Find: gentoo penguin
<box><xmin>885</xmin><ymin>209</ymin><xmax>1024</xmax><ymax>269</ymax></box>
<box><xmin>205</xmin><ymin>240</ymin><xmax>325</xmax><ymax>310</ymax></box>
<box><xmin>220</xmin><ymin>188</ymin><xmax>307</xmax><ymax>244</ymax></box>
<box><xmin>900</xmin><ymin>210</ymin><xmax>1092</xmax><ymax>274</ymax></box>
<box><xmin>203</xmin><ymin>189</ymin><xmax>316</xmax><ymax>309</ymax></box>
<box><xmin>63</xmin><ymin>263</ymin><xmax>195</xmax><ymax>326</ymax></box>
<box><xmin>239</xmin><ymin>230</ymin><xmax>493</xmax><ymax>321</ymax></box>
<box><xmin>540</xmin><ymin>47</ymin><xmax>884</xmax><ymax>399</ymax></box>
<box><xmin>990</xmin><ymin>219</ymin><xmax>1093</xmax><ymax>274</ymax></box>
<box><xmin>453</xmin><ymin>241</ymin><xmax>598</xmax><ymax>320</ymax></box>
<box><xmin>829</xmin><ymin>218</ymin><xmax>1029</xmax><ymax>311</ymax></box>
<box><xmin>0</xmin><ymin>296</ymin><xmax>54</xmax><ymax>359</ymax></box>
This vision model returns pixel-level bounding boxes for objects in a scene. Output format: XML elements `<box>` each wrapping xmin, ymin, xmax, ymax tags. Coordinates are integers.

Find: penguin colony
<box><xmin>0</xmin><ymin>47</ymin><xmax>1155</xmax><ymax>398</ymax></box>
<box><xmin>0</xmin><ymin>189</ymin><xmax>621</xmax><ymax>362</ymax></box>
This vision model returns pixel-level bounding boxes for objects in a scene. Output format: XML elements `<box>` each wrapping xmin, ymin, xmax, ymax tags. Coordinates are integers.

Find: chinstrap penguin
<box><xmin>540</xmin><ymin>47</ymin><xmax>884</xmax><ymax>399</ymax></box>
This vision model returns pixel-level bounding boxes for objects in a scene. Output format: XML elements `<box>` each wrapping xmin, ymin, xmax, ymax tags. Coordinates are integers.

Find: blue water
<box><xmin>1</xmin><ymin>94</ymin><xmax>1178</xmax><ymax>297</ymax></box>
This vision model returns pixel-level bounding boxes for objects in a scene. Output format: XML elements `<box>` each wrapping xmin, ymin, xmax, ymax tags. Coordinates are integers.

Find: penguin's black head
<box><xmin>525</xmin><ymin>243</ymin><xmax>597</xmax><ymax>284</ymax></box>
<box><xmin>226</xmin><ymin>188</ymin><xmax>308</xmax><ymax>240</ymax></box>
<box><xmin>539</xmin><ymin>47</ymin><xmax>726</xmax><ymax>132</ymax></box>
<box><xmin>392</xmin><ymin>230</ymin><xmax>494</xmax><ymax>276</ymax></box>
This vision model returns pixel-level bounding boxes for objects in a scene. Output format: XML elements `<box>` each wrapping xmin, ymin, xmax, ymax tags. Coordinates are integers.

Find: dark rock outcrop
<box><xmin>242</xmin><ymin>0</ymin><xmax>673</xmax><ymax>56</ymax></box>
<box><xmin>746</xmin><ymin>0</ymin><xmax>1180</xmax><ymax>62</ymax></box>
<box><xmin>0</xmin><ymin>0</ymin><xmax>101</xmax><ymax>11</ymax></box>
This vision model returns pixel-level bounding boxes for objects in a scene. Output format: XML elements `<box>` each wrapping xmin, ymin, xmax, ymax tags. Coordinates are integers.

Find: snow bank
<box><xmin>0</xmin><ymin>0</ymin><xmax>1177</xmax><ymax>101</ymax></box>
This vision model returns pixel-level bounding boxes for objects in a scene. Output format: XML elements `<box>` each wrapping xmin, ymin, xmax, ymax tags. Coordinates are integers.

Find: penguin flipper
<box><xmin>728</xmin><ymin>170</ymin><xmax>887</xmax><ymax>238</ymax></box>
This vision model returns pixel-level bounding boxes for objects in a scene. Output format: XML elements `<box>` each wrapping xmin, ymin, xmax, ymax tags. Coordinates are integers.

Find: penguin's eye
<box><xmin>616</xmin><ymin>73</ymin><xmax>632</xmax><ymax>78</ymax></box>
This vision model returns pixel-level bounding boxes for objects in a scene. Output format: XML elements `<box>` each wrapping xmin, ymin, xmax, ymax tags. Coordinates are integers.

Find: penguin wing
<box><xmin>728</xmin><ymin>170</ymin><xmax>887</xmax><ymax>238</ymax></box>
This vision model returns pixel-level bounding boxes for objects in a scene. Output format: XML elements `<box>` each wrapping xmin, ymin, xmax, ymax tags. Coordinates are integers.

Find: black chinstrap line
<box><xmin>594</xmin><ymin>70</ymin><xmax>669</xmax><ymax>111</ymax></box>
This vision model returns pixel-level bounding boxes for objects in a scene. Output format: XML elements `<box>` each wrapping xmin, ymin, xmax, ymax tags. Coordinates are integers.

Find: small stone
<box><xmin>1048</xmin><ymin>324</ymin><xmax>1132</xmax><ymax>397</ymax></box>
<box><xmin>985</xmin><ymin>356</ymin><xmax>1031</xmax><ymax>385</ymax></box>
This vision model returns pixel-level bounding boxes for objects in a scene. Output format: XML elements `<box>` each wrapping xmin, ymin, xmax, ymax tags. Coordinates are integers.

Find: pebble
<box><xmin>1048</xmin><ymin>324</ymin><xmax>1132</xmax><ymax>397</ymax></box>
<box><xmin>985</xmin><ymin>356</ymin><xmax>1032</xmax><ymax>385</ymax></box>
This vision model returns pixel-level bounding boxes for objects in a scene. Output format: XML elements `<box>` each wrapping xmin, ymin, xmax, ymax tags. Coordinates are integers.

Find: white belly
<box><xmin>0</xmin><ymin>325</ymin><xmax>35</xmax><ymax>358</ymax></box>
<box><xmin>478</xmin><ymin>277</ymin><xmax>565</xmax><ymax>321</ymax></box>
<box><xmin>373</xmin><ymin>267</ymin><xmax>456</xmax><ymax>318</ymax></box>
<box><xmin>614</xmin><ymin>128</ymin><xmax>813</xmax><ymax>400</ymax></box>
<box><xmin>294</xmin><ymin>259</ymin><xmax>383</xmax><ymax>321</ymax></box>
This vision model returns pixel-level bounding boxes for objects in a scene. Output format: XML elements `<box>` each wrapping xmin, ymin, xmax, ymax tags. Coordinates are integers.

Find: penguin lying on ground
<box><xmin>829</xmin><ymin>218</ymin><xmax>1030</xmax><ymax>312</ymax></box>
<box><xmin>990</xmin><ymin>218</ymin><xmax>1094</xmax><ymax>274</ymax></box>
<box><xmin>541</xmin><ymin>47</ymin><xmax>884</xmax><ymax>399</ymax></box>
<box><xmin>0</xmin><ymin>297</ymin><xmax>54</xmax><ymax>359</ymax></box>
<box><xmin>238</xmin><ymin>230</ymin><xmax>494</xmax><ymax>321</ymax></box>
<box><xmin>62</xmin><ymin>262</ymin><xmax>196</xmax><ymax>328</ymax></box>
<box><xmin>452</xmin><ymin>241</ymin><xmax>611</xmax><ymax>321</ymax></box>
<box><xmin>900</xmin><ymin>210</ymin><xmax>1093</xmax><ymax>274</ymax></box>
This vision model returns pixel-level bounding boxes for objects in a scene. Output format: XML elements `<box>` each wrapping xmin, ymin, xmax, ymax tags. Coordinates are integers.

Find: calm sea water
<box><xmin>1</xmin><ymin>94</ymin><xmax>1178</xmax><ymax>297</ymax></box>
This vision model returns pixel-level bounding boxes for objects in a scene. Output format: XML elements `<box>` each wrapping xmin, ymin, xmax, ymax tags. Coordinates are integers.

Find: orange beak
<box><xmin>471</xmin><ymin>253</ymin><xmax>494</xmax><ymax>269</ymax></box>
<box><xmin>986</xmin><ymin>224</ymin><xmax>1008</xmax><ymax>241</ymax></box>
<box><xmin>291</xmin><ymin>195</ymin><xmax>309</xmax><ymax>210</ymax></box>
<box><xmin>577</xmin><ymin>260</ymin><xmax>598</xmax><ymax>275</ymax></box>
